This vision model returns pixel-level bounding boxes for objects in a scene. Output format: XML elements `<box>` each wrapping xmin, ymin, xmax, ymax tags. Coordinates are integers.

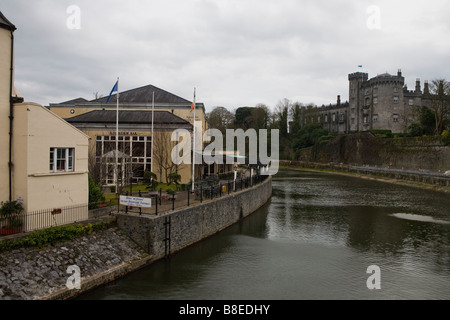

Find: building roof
<box><xmin>97</xmin><ymin>84</ymin><xmax>190</xmax><ymax>104</ymax></box>
<box><xmin>65</xmin><ymin>110</ymin><xmax>191</xmax><ymax>125</ymax></box>
<box><xmin>56</xmin><ymin>84</ymin><xmax>192</xmax><ymax>105</ymax></box>
<box><xmin>59</xmin><ymin>97</ymin><xmax>89</xmax><ymax>104</ymax></box>
<box><xmin>374</xmin><ymin>72</ymin><xmax>393</xmax><ymax>78</ymax></box>
<box><xmin>0</xmin><ymin>11</ymin><xmax>16</xmax><ymax>31</ymax></box>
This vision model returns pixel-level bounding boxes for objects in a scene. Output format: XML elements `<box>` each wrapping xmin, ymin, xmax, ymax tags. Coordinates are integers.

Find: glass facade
<box><xmin>95</xmin><ymin>135</ymin><xmax>152</xmax><ymax>185</ymax></box>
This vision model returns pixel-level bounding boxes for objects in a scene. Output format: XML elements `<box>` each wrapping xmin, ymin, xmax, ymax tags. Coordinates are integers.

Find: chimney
<box><xmin>415</xmin><ymin>78</ymin><xmax>421</xmax><ymax>93</ymax></box>
<box><xmin>397</xmin><ymin>69</ymin><xmax>402</xmax><ymax>77</ymax></box>
<box><xmin>424</xmin><ymin>80</ymin><xmax>430</xmax><ymax>95</ymax></box>
<box><xmin>337</xmin><ymin>95</ymin><xmax>341</xmax><ymax>106</ymax></box>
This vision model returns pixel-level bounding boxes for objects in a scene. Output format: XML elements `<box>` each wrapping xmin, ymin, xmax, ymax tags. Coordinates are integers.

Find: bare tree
<box><xmin>428</xmin><ymin>79</ymin><xmax>450</xmax><ymax>135</ymax></box>
<box><xmin>152</xmin><ymin>131</ymin><xmax>184</xmax><ymax>184</ymax></box>
<box><xmin>207</xmin><ymin>107</ymin><xmax>235</xmax><ymax>134</ymax></box>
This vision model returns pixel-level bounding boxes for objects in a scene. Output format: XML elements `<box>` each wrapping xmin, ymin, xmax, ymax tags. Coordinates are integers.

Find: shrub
<box><xmin>0</xmin><ymin>220</ymin><xmax>115</xmax><ymax>253</ymax></box>
<box><xmin>442</xmin><ymin>129</ymin><xmax>450</xmax><ymax>145</ymax></box>
<box><xmin>0</xmin><ymin>201</ymin><xmax>24</xmax><ymax>229</ymax></box>
<box><xmin>88</xmin><ymin>174</ymin><xmax>105</xmax><ymax>209</ymax></box>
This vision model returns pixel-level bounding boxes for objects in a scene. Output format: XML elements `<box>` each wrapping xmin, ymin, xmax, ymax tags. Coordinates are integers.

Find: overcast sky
<box><xmin>2</xmin><ymin>0</ymin><xmax>450</xmax><ymax>113</ymax></box>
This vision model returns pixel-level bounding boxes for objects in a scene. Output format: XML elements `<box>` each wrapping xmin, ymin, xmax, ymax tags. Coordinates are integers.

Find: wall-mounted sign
<box><xmin>120</xmin><ymin>196</ymin><xmax>152</xmax><ymax>208</ymax></box>
<box><xmin>109</xmin><ymin>131</ymin><xmax>138</xmax><ymax>136</ymax></box>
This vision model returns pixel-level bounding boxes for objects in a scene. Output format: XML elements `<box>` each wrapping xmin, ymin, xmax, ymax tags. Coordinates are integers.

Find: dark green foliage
<box><xmin>167</xmin><ymin>172</ymin><xmax>181</xmax><ymax>185</ymax></box>
<box><xmin>0</xmin><ymin>201</ymin><xmax>24</xmax><ymax>228</ymax></box>
<box><xmin>88</xmin><ymin>174</ymin><xmax>105</xmax><ymax>209</ymax></box>
<box><xmin>144</xmin><ymin>171</ymin><xmax>159</xmax><ymax>191</ymax></box>
<box><xmin>408</xmin><ymin>106</ymin><xmax>437</xmax><ymax>136</ymax></box>
<box><xmin>234</xmin><ymin>107</ymin><xmax>254</xmax><ymax>129</ymax></box>
<box><xmin>0</xmin><ymin>220</ymin><xmax>115</xmax><ymax>253</ymax></box>
<box><xmin>291</xmin><ymin>124</ymin><xmax>329</xmax><ymax>150</ymax></box>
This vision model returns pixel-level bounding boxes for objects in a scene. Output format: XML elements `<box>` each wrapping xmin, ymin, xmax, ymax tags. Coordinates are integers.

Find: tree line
<box><xmin>207</xmin><ymin>79</ymin><xmax>450</xmax><ymax>161</ymax></box>
<box><xmin>207</xmin><ymin>99</ymin><xmax>332</xmax><ymax>161</ymax></box>
<box><xmin>408</xmin><ymin>79</ymin><xmax>450</xmax><ymax>138</ymax></box>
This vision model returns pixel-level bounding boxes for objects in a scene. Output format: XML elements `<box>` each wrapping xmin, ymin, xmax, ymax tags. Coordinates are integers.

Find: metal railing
<box><xmin>0</xmin><ymin>204</ymin><xmax>89</xmax><ymax>237</ymax></box>
<box><xmin>119</xmin><ymin>173</ymin><xmax>270</xmax><ymax>216</ymax></box>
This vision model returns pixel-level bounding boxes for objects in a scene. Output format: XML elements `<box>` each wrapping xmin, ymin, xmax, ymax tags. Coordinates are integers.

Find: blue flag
<box><xmin>106</xmin><ymin>80</ymin><xmax>118</xmax><ymax>104</ymax></box>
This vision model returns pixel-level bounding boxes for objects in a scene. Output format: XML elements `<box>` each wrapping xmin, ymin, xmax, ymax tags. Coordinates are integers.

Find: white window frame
<box><xmin>50</xmin><ymin>148</ymin><xmax>75</xmax><ymax>173</ymax></box>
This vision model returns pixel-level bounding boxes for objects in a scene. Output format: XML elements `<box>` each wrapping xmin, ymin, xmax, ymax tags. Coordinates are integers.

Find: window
<box><xmin>50</xmin><ymin>148</ymin><xmax>75</xmax><ymax>172</ymax></box>
<box><xmin>373</xmin><ymin>88</ymin><xmax>378</xmax><ymax>95</ymax></box>
<box><xmin>394</xmin><ymin>96</ymin><xmax>399</xmax><ymax>104</ymax></box>
<box><xmin>373</xmin><ymin>115</ymin><xmax>378</xmax><ymax>122</ymax></box>
<box><xmin>394</xmin><ymin>87</ymin><xmax>398</xmax><ymax>93</ymax></box>
<box><xmin>95</xmin><ymin>135</ymin><xmax>152</xmax><ymax>185</ymax></box>
<box><xmin>409</xmin><ymin>99</ymin><xmax>414</xmax><ymax>106</ymax></box>
<box><xmin>373</xmin><ymin>97</ymin><xmax>378</xmax><ymax>104</ymax></box>
<box><xmin>392</xmin><ymin>114</ymin><xmax>399</xmax><ymax>122</ymax></box>
<box><xmin>363</xmin><ymin>116</ymin><xmax>369</xmax><ymax>124</ymax></box>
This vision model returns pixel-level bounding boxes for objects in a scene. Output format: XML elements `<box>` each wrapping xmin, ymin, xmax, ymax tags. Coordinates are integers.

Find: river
<box><xmin>79</xmin><ymin>169</ymin><xmax>450</xmax><ymax>300</ymax></box>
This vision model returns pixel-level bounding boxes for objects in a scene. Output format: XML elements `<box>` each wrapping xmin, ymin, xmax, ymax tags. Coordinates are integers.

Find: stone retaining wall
<box><xmin>0</xmin><ymin>227</ymin><xmax>149</xmax><ymax>300</ymax></box>
<box><xmin>0</xmin><ymin>176</ymin><xmax>272</xmax><ymax>300</ymax></box>
<box><xmin>117</xmin><ymin>176</ymin><xmax>273</xmax><ymax>260</ymax></box>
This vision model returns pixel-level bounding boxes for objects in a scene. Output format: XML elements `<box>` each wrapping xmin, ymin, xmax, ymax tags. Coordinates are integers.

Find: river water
<box><xmin>80</xmin><ymin>170</ymin><xmax>450</xmax><ymax>300</ymax></box>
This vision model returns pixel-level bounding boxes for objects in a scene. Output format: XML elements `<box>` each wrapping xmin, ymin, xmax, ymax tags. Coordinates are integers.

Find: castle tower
<box><xmin>348</xmin><ymin>72</ymin><xmax>368</xmax><ymax>132</ymax></box>
<box><xmin>415</xmin><ymin>78</ymin><xmax>422</xmax><ymax>93</ymax></box>
<box><xmin>0</xmin><ymin>11</ymin><xmax>16</xmax><ymax>202</ymax></box>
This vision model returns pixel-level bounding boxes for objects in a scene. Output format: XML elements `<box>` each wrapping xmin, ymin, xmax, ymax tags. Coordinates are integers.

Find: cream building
<box><xmin>65</xmin><ymin>109</ymin><xmax>193</xmax><ymax>186</ymax></box>
<box><xmin>49</xmin><ymin>84</ymin><xmax>209</xmax><ymax>186</ymax></box>
<box><xmin>1</xmin><ymin>11</ymin><xmax>90</xmax><ymax>232</ymax></box>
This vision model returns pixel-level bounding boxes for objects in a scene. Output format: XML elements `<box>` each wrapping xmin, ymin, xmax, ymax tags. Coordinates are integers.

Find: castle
<box><xmin>300</xmin><ymin>69</ymin><xmax>434</xmax><ymax>134</ymax></box>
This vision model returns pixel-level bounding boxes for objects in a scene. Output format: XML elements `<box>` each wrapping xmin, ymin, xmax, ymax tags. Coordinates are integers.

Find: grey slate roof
<box><xmin>65</xmin><ymin>110</ymin><xmax>191</xmax><ymax>125</ymax></box>
<box><xmin>57</xmin><ymin>84</ymin><xmax>191</xmax><ymax>105</ymax></box>
<box><xmin>0</xmin><ymin>11</ymin><xmax>16</xmax><ymax>31</ymax></box>
<box><xmin>59</xmin><ymin>97</ymin><xmax>89</xmax><ymax>104</ymax></box>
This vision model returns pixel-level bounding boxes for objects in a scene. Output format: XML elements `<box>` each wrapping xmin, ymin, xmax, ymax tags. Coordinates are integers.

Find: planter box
<box><xmin>0</xmin><ymin>227</ymin><xmax>19</xmax><ymax>236</ymax></box>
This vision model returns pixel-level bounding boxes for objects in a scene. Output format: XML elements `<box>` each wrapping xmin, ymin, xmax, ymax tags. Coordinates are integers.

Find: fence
<box><xmin>118</xmin><ymin>172</ymin><xmax>270</xmax><ymax>217</ymax></box>
<box><xmin>0</xmin><ymin>204</ymin><xmax>89</xmax><ymax>237</ymax></box>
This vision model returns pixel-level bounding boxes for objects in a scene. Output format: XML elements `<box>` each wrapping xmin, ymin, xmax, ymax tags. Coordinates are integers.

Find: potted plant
<box><xmin>0</xmin><ymin>201</ymin><xmax>24</xmax><ymax>235</ymax></box>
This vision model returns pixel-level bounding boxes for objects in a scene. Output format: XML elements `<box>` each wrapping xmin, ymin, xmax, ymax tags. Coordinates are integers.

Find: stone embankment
<box><xmin>0</xmin><ymin>226</ymin><xmax>150</xmax><ymax>300</ymax></box>
<box><xmin>281</xmin><ymin>161</ymin><xmax>450</xmax><ymax>191</ymax></box>
<box><xmin>0</xmin><ymin>176</ymin><xmax>272</xmax><ymax>300</ymax></box>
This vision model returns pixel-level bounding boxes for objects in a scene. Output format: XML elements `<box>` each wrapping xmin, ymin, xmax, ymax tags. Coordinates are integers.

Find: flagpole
<box><xmin>116</xmin><ymin>77</ymin><xmax>119</xmax><ymax>195</ymax></box>
<box><xmin>151</xmin><ymin>91</ymin><xmax>154</xmax><ymax>175</ymax></box>
<box><xmin>192</xmin><ymin>88</ymin><xmax>196</xmax><ymax>192</ymax></box>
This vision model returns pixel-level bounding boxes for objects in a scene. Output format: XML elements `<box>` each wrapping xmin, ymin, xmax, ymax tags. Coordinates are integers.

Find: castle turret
<box><xmin>415</xmin><ymin>78</ymin><xmax>421</xmax><ymax>93</ymax></box>
<box><xmin>348</xmin><ymin>72</ymin><xmax>368</xmax><ymax>132</ymax></box>
<box><xmin>424</xmin><ymin>80</ymin><xmax>430</xmax><ymax>95</ymax></box>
